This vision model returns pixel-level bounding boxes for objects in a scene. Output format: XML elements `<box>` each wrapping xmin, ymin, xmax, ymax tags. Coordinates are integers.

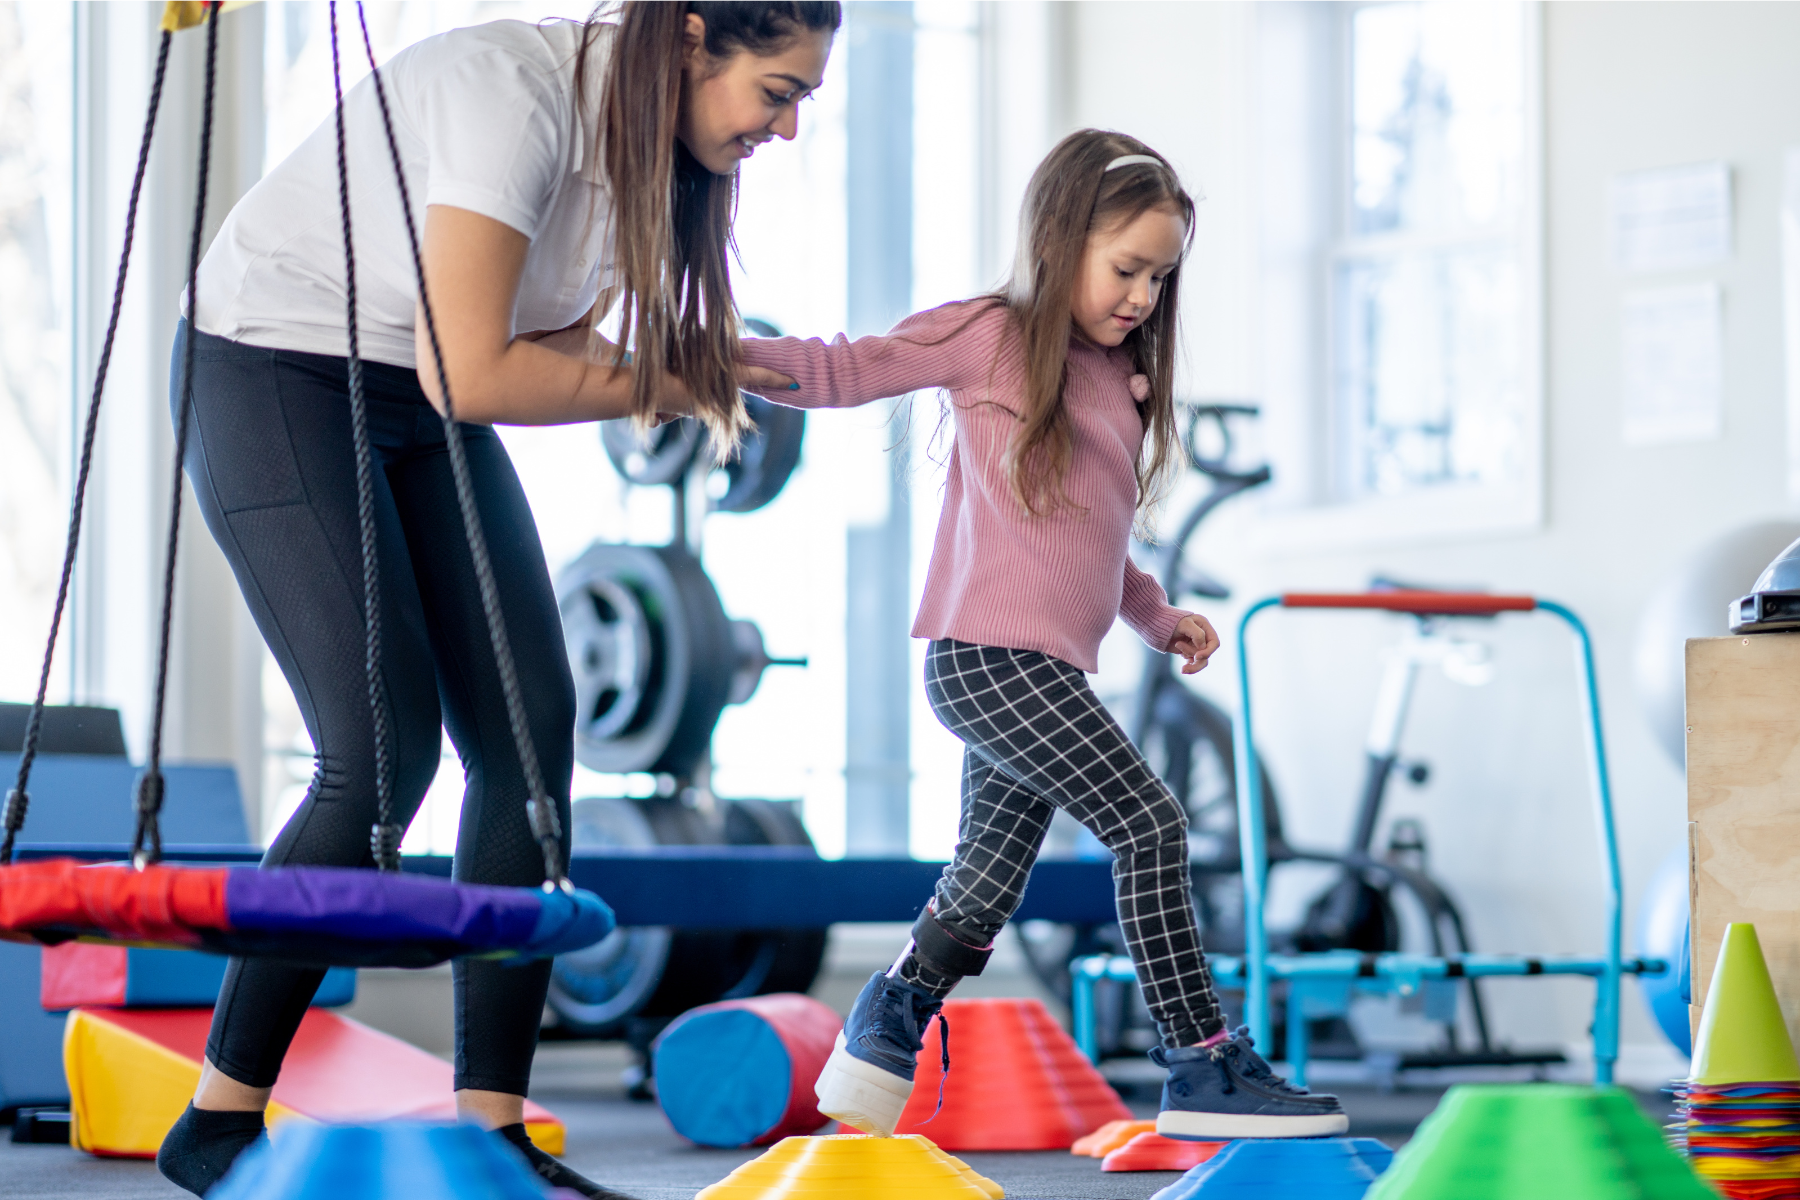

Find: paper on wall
<box><xmin>1610</xmin><ymin>162</ymin><xmax>1732</xmax><ymax>274</ymax></box>
<box><xmin>1622</xmin><ymin>283</ymin><xmax>1722</xmax><ymax>446</ymax></box>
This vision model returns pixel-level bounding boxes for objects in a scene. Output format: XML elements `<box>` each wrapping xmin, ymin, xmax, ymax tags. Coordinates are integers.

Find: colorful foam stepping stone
<box><xmin>209</xmin><ymin>1121</ymin><xmax>546</xmax><ymax>1200</ymax></box>
<box><xmin>1104</xmin><ymin>1130</ymin><xmax>1228</xmax><ymax>1172</ymax></box>
<box><xmin>1150</xmin><ymin>1137</ymin><xmax>1395</xmax><ymax>1199</ymax></box>
<box><xmin>62</xmin><ymin>1007</ymin><xmax>563</xmax><ymax>1158</ymax></box>
<box><xmin>893</xmin><ymin>997</ymin><xmax>1131</xmax><ymax>1150</ymax></box>
<box><xmin>696</xmin><ymin>1133</ymin><xmax>1003</xmax><ymax>1199</ymax></box>
<box><xmin>1073</xmin><ymin>1119</ymin><xmax>1157</xmax><ymax>1157</ymax></box>
<box><xmin>654</xmin><ymin>993</ymin><xmax>841</xmax><ymax>1147</ymax></box>
<box><xmin>1367</xmin><ymin>1085</ymin><xmax>1711</xmax><ymax>1198</ymax></box>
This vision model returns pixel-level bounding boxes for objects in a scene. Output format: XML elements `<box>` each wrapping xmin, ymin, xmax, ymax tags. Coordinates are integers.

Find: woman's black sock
<box><xmin>155</xmin><ymin>1104</ymin><xmax>267</xmax><ymax>1197</ymax></box>
<box><xmin>495</xmin><ymin>1123</ymin><xmax>638</xmax><ymax>1200</ymax></box>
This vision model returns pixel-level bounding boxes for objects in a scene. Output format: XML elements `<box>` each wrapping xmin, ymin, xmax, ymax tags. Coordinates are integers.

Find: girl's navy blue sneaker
<box><xmin>1153</xmin><ymin>1027</ymin><xmax>1350</xmax><ymax>1139</ymax></box>
<box><xmin>813</xmin><ymin>971</ymin><xmax>944</xmax><ymax>1135</ymax></box>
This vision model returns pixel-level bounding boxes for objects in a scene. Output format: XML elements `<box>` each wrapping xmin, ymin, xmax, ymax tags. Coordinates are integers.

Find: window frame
<box><xmin>1256</xmin><ymin>0</ymin><xmax>1544</xmax><ymax>553</ymax></box>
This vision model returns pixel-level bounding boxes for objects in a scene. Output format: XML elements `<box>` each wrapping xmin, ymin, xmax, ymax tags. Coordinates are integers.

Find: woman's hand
<box><xmin>1169</xmin><ymin>613</ymin><xmax>1220</xmax><ymax>675</ymax></box>
<box><xmin>740</xmin><ymin>364</ymin><xmax>796</xmax><ymax>395</ymax></box>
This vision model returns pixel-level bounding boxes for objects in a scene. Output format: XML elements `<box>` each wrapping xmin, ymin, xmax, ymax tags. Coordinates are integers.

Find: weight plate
<box><xmin>546</xmin><ymin>796</ymin><xmax>674</xmax><ymax>1037</ymax></box>
<box><xmin>557</xmin><ymin>542</ymin><xmax>736</xmax><ymax>777</ymax></box>
<box><xmin>601</xmin><ymin>417</ymin><xmax>703</xmax><ymax>487</ymax></box>
<box><xmin>713</xmin><ymin>395</ymin><xmax>805</xmax><ymax>515</ymax></box>
<box><xmin>560</xmin><ymin>575</ymin><xmax>652</xmax><ymax>743</ymax></box>
<box><xmin>721</xmin><ymin>798</ymin><xmax>829</xmax><ymax>996</ymax></box>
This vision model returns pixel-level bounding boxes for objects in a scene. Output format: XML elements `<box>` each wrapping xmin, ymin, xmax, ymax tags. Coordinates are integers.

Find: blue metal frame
<box><xmin>1230</xmin><ymin>596</ymin><xmax>1628</xmax><ymax>1084</ymax></box>
<box><xmin>1071</xmin><ymin>952</ymin><xmax>1664</xmax><ymax>1084</ymax></box>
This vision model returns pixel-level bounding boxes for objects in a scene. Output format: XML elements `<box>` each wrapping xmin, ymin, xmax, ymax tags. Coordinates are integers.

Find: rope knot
<box><xmin>370</xmin><ymin>821</ymin><xmax>404</xmax><ymax>871</ymax></box>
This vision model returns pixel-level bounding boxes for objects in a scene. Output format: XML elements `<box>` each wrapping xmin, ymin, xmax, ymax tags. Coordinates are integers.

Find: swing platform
<box><xmin>0</xmin><ymin>856</ymin><xmax>614</xmax><ymax>968</ymax></box>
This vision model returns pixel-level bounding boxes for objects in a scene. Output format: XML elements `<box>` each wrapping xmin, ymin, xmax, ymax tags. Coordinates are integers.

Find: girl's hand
<box><xmin>740</xmin><ymin>364</ymin><xmax>796</xmax><ymax>395</ymax></box>
<box><xmin>1169</xmin><ymin>613</ymin><xmax>1219</xmax><ymax>675</ymax></box>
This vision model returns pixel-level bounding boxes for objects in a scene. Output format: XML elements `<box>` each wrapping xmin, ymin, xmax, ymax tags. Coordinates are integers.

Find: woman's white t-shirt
<box><xmin>194</xmin><ymin>19</ymin><xmax>617</xmax><ymax>368</ymax></box>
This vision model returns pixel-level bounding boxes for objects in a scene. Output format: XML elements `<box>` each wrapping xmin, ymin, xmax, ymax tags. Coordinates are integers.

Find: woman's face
<box><xmin>678</xmin><ymin>16</ymin><xmax>833</xmax><ymax>176</ymax></box>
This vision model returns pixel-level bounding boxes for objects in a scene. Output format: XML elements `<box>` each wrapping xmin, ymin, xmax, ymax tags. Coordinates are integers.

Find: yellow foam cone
<box><xmin>1692</xmin><ymin>923</ymin><xmax>1800</xmax><ymax>1084</ymax></box>
<box><xmin>695</xmin><ymin>1134</ymin><xmax>993</xmax><ymax>1199</ymax></box>
<box><xmin>910</xmin><ymin>1137</ymin><xmax>1003</xmax><ymax>1199</ymax></box>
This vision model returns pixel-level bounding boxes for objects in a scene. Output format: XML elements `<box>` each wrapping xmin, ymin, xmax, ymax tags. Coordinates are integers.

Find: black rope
<box><xmin>0</xmin><ymin>30</ymin><xmax>176</xmax><ymax>868</ymax></box>
<box><xmin>353</xmin><ymin>4</ymin><xmax>565</xmax><ymax>888</ymax></box>
<box><xmin>135</xmin><ymin>0</ymin><xmax>222</xmax><ymax>870</ymax></box>
<box><xmin>327</xmin><ymin>3</ymin><xmax>400</xmax><ymax>872</ymax></box>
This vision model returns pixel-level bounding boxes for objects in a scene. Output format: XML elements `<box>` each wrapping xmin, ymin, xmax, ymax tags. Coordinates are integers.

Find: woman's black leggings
<box><xmin>173</xmin><ymin>322</ymin><xmax>575</xmax><ymax>1096</ymax></box>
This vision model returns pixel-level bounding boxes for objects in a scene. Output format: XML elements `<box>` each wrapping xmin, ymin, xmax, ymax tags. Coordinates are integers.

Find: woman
<box><xmin>156</xmin><ymin>6</ymin><xmax>830</xmax><ymax>1197</ymax></box>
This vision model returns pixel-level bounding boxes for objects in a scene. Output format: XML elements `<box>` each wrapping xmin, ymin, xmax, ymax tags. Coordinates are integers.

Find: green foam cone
<box><xmin>1692</xmin><ymin>922</ymin><xmax>1800</xmax><ymax>1085</ymax></box>
<box><xmin>1364</xmin><ymin>1085</ymin><xmax>1712</xmax><ymax>1199</ymax></box>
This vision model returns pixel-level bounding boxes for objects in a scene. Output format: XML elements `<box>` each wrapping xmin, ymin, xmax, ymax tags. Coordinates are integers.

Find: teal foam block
<box><xmin>210</xmin><ymin>1122</ymin><xmax>549</xmax><ymax>1200</ymax></box>
<box><xmin>1148</xmin><ymin>1137</ymin><xmax>1396</xmax><ymax>1200</ymax></box>
<box><xmin>122</xmin><ymin>949</ymin><xmax>356</xmax><ymax>1007</ymax></box>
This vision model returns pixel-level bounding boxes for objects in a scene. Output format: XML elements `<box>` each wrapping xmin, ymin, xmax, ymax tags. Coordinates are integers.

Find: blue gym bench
<box><xmin>1072</xmin><ymin>591</ymin><xmax>1666</xmax><ymax>1087</ymax></box>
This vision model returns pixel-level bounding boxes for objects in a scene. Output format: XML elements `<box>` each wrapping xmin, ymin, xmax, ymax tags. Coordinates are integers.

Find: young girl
<box><xmin>741</xmin><ymin>130</ymin><xmax>1347</xmax><ymax>1140</ymax></box>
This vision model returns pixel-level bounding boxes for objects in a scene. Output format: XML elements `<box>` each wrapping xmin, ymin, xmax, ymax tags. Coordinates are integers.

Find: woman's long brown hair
<box><xmin>575</xmin><ymin>2</ymin><xmax>840</xmax><ymax>455</ymax></box>
<box><xmin>999</xmin><ymin>130</ymin><xmax>1196</xmax><ymax>529</ymax></box>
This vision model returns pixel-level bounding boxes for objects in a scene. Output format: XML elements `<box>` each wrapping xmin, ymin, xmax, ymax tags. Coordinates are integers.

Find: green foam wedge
<box><xmin>1365</xmin><ymin>1085</ymin><xmax>1711</xmax><ymax>1199</ymax></box>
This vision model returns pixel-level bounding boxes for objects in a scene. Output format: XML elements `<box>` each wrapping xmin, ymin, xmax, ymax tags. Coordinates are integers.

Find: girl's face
<box><xmin>1069</xmin><ymin>204</ymin><xmax>1187</xmax><ymax>348</ymax></box>
<box><xmin>679</xmin><ymin>17</ymin><xmax>832</xmax><ymax>176</ymax></box>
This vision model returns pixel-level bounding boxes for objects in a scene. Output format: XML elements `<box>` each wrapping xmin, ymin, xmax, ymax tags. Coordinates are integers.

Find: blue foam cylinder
<box><xmin>657</xmin><ymin>1008</ymin><xmax>791</xmax><ymax>1147</ymax></box>
<box><xmin>210</xmin><ymin>1121</ymin><xmax>549</xmax><ymax>1200</ymax></box>
<box><xmin>653</xmin><ymin>993</ymin><xmax>840</xmax><ymax>1148</ymax></box>
<box><xmin>1149</xmin><ymin>1137</ymin><xmax>1396</xmax><ymax>1200</ymax></box>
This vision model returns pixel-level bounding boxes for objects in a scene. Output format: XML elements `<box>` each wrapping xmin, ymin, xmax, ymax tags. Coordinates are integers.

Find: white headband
<box><xmin>1105</xmin><ymin>154</ymin><xmax>1163</xmax><ymax>172</ymax></box>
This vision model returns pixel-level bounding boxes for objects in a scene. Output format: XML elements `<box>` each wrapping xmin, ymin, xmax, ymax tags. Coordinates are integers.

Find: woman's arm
<box><xmin>414</xmin><ymin>207</ymin><xmax>791</xmax><ymax>424</ymax></box>
<box><xmin>740</xmin><ymin>301</ymin><xmax>1004</xmax><ymax>410</ymax></box>
<box><xmin>415</xmin><ymin>206</ymin><xmax>651</xmax><ymax>424</ymax></box>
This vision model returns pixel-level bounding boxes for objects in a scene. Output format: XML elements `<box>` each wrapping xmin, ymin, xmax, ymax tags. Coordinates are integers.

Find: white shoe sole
<box><xmin>1157</xmin><ymin>1109</ymin><xmax>1351</xmax><ymax>1140</ymax></box>
<box><xmin>814</xmin><ymin>1032</ymin><xmax>915</xmax><ymax>1136</ymax></box>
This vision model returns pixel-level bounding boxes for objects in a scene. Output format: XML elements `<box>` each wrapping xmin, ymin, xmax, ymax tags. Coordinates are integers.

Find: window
<box><xmin>1255</xmin><ymin>1</ymin><xmax>1541</xmax><ymax>547</ymax></box>
<box><xmin>0</xmin><ymin>2</ymin><xmax>73</xmax><ymax>701</ymax></box>
<box><xmin>1332</xmin><ymin>2</ymin><xmax>1532</xmax><ymax>502</ymax></box>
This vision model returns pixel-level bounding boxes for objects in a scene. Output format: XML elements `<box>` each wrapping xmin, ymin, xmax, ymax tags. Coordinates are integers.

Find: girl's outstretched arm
<box><xmin>739</xmin><ymin>300</ymin><xmax>1005</xmax><ymax>409</ymax></box>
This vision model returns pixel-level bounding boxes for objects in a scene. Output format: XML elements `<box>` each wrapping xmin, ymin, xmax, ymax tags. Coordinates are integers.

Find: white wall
<box><xmin>70</xmin><ymin>4</ymin><xmax>268</xmax><ymax>829</ymax></box>
<box><xmin>1053</xmin><ymin>1</ymin><xmax>1800</xmax><ymax>1075</ymax></box>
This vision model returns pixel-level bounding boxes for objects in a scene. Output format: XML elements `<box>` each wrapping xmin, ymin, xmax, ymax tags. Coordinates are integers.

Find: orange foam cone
<box><xmin>1101</xmin><ymin>1131</ymin><xmax>1227</xmax><ymax>1173</ymax></box>
<box><xmin>1073</xmin><ymin>1119</ymin><xmax>1157</xmax><ymax>1157</ymax></box>
<box><xmin>892</xmin><ymin>998</ymin><xmax>1132</xmax><ymax>1150</ymax></box>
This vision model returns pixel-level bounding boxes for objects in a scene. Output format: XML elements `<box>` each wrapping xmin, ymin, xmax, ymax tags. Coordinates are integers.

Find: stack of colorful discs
<box><xmin>1675</xmin><ymin>1082</ymin><xmax>1800</xmax><ymax>1198</ymax></box>
<box><xmin>1678</xmin><ymin>924</ymin><xmax>1800</xmax><ymax>1199</ymax></box>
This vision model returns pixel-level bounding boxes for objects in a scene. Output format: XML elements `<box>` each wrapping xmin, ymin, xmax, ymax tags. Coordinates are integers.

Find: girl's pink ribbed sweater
<box><xmin>742</xmin><ymin>301</ymin><xmax>1187</xmax><ymax>673</ymax></box>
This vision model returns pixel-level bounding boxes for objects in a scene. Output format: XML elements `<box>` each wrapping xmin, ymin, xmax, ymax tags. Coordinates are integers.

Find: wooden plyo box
<box><xmin>1687</xmin><ymin>633</ymin><xmax>1800</xmax><ymax>1041</ymax></box>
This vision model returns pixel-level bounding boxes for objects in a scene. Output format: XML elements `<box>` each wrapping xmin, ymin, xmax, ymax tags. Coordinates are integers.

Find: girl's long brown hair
<box><xmin>999</xmin><ymin>130</ymin><xmax>1195</xmax><ymax>528</ymax></box>
<box><xmin>575</xmin><ymin>2</ymin><xmax>840</xmax><ymax>454</ymax></box>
